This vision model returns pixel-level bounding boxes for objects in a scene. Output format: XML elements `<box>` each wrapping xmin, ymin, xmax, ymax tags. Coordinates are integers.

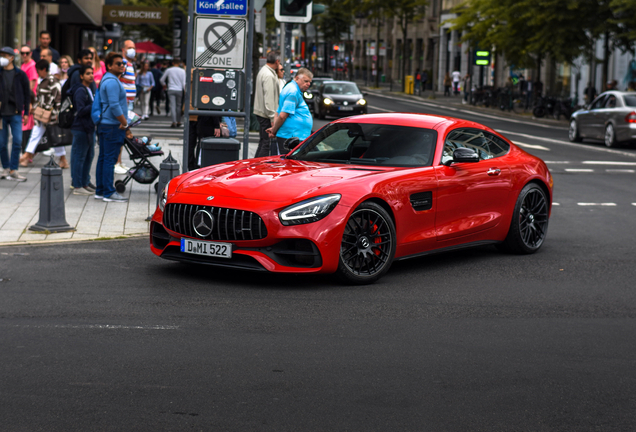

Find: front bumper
<box><xmin>323</xmin><ymin>104</ymin><xmax>366</xmax><ymax>116</ymax></box>
<box><xmin>149</xmin><ymin>197</ymin><xmax>350</xmax><ymax>274</ymax></box>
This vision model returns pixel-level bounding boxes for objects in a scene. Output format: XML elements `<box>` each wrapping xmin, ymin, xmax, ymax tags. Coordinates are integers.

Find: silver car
<box><xmin>569</xmin><ymin>91</ymin><xmax>636</xmax><ymax>147</ymax></box>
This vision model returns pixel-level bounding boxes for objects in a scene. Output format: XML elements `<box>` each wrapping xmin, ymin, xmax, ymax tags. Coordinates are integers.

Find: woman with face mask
<box><xmin>57</xmin><ymin>55</ymin><xmax>73</xmax><ymax>87</ymax></box>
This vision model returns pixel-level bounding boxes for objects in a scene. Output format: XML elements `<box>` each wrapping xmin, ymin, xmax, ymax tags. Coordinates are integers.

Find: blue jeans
<box><xmin>96</xmin><ymin>124</ymin><xmax>125</xmax><ymax>198</ymax></box>
<box><xmin>70</xmin><ymin>129</ymin><xmax>95</xmax><ymax>188</ymax></box>
<box><xmin>0</xmin><ymin>115</ymin><xmax>24</xmax><ymax>171</ymax></box>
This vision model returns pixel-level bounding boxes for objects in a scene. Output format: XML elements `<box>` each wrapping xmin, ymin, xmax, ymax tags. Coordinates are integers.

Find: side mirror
<box><xmin>362</xmin><ymin>92</ymin><xmax>368</xmax><ymax>97</ymax></box>
<box><xmin>283</xmin><ymin>137</ymin><xmax>300</xmax><ymax>152</ymax></box>
<box><xmin>444</xmin><ymin>147</ymin><xmax>480</xmax><ymax>166</ymax></box>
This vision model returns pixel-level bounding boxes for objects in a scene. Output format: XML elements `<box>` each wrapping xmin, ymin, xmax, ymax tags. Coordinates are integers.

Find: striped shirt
<box><xmin>120</xmin><ymin>59</ymin><xmax>136</xmax><ymax>102</ymax></box>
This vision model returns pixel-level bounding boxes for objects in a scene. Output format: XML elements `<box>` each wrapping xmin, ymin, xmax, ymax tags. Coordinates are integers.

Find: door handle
<box><xmin>487</xmin><ymin>168</ymin><xmax>501</xmax><ymax>176</ymax></box>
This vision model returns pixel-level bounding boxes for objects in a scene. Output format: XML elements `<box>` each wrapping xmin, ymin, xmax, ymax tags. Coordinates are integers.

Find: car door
<box><xmin>594</xmin><ymin>94</ymin><xmax>618</xmax><ymax>138</ymax></box>
<box><xmin>580</xmin><ymin>94</ymin><xmax>608</xmax><ymax>138</ymax></box>
<box><xmin>434</xmin><ymin>128</ymin><xmax>513</xmax><ymax>243</ymax></box>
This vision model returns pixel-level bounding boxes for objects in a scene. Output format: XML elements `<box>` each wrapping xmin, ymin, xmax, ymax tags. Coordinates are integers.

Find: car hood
<box><xmin>175</xmin><ymin>158</ymin><xmax>386</xmax><ymax>203</ymax></box>
<box><xmin>323</xmin><ymin>93</ymin><xmax>363</xmax><ymax>102</ymax></box>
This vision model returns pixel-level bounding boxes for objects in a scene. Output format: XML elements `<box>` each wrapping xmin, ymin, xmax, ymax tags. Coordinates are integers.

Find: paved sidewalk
<box><xmin>0</xmin><ymin>127</ymin><xmax>260</xmax><ymax>247</ymax></box>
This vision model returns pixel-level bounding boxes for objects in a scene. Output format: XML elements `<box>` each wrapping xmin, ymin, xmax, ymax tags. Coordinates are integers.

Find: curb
<box><xmin>359</xmin><ymin>86</ymin><xmax>569</xmax><ymax>127</ymax></box>
<box><xmin>0</xmin><ymin>233</ymin><xmax>149</xmax><ymax>248</ymax></box>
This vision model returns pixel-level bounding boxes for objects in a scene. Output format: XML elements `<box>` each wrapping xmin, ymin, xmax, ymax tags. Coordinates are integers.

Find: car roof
<box><xmin>330</xmin><ymin>112</ymin><xmax>489</xmax><ymax>131</ymax></box>
<box><xmin>321</xmin><ymin>80</ymin><xmax>358</xmax><ymax>84</ymax></box>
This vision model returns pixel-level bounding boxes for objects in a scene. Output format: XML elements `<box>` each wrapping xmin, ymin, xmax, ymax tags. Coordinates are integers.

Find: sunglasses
<box><xmin>20</xmin><ymin>51</ymin><xmax>31</xmax><ymax>55</ymax></box>
<box><xmin>114</xmin><ymin>61</ymin><xmax>124</xmax><ymax>66</ymax></box>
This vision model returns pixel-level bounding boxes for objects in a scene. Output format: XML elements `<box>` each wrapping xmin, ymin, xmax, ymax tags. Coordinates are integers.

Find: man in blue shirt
<box><xmin>95</xmin><ymin>53</ymin><xmax>129</xmax><ymax>202</ymax></box>
<box><xmin>266</xmin><ymin>68</ymin><xmax>313</xmax><ymax>155</ymax></box>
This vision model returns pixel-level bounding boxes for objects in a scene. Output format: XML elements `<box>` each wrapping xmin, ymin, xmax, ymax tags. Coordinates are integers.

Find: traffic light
<box><xmin>474</xmin><ymin>50</ymin><xmax>491</xmax><ymax>66</ymax></box>
<box><xmin>275</xmin><ymin>0</ymin><xmax>313</xmax><ymax>23</ymax></box>
<box><xmin>104</xmin><ymin>39</ymin><xmax>113</xmax><ymax>51</ymax></box>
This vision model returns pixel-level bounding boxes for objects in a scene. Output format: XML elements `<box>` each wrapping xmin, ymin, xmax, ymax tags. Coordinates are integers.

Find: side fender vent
<box><xmin>410</xmin><ymin>191</ymin><xmax>432</xmax><ymax>211</ymax></box>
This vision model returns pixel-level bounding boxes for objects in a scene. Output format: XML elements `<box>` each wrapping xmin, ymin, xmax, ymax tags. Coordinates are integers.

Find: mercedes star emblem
<box><xmin>343</xmin><ymin>101</ymin><xmax>348</xmax><ymax>106</ymax></box>
<box><xmin>193</xmin><ymin>210</ymin><xmax>214</xmax><ymax>237</ymax></box>
<box><xmin>207</xmin><ymin>196</ymin><xmax>215</xmax><ymax>200</ymax></box>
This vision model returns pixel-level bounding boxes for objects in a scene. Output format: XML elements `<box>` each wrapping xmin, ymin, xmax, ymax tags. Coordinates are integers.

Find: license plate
<box><xmin>181</xmin><ymin>238</ymin><xmax>232</xmax><ymax>259</ymax></box>
<box><xmin>339</xmin><ymin>106</ymin><xmax>353</xmax><ymax>111</ymax></box>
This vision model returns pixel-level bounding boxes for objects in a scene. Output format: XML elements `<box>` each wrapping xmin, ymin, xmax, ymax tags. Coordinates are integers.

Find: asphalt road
<box><xmin>1</xmin><ymin>95</ymin><xmax>636</xmax><ymax>431</ymax></box>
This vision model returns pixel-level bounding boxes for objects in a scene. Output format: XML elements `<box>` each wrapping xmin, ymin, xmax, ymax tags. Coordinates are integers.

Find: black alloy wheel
<box><xmin>337</xmin><ymin>202</ymin><xmax>396</xmax><ymax>284</ymax></box>
<box><xmin>499</xmin><ymin>183</ymin><xmax>549</xmax><ymax>254</ymax></box>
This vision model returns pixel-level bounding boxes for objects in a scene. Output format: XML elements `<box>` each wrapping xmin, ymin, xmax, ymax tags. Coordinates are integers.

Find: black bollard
<box><xmin>29</xmin><ymin>156</ymin><xmax>74</xmax><ymax>233</ymax></box>
<box><xmin>154</xmin><ymin>151</ymin><xmax>181</xmax><ymax>208</ymax></box>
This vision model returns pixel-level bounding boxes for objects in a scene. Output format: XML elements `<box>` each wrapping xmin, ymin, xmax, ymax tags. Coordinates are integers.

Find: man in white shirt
<box><xmin>451</xmin><ymin>70</ymin><xmax>461</xmax><ymax>95</ymax></box>
<box><xmin>160</xmin><ymin>58</ymin><xmax>186</xmax><ymax>128</ymax></box>
<box><xmin>40</xmin><ymin>48</ymin><xmax>59</xmax><ymax>79</ymax></box>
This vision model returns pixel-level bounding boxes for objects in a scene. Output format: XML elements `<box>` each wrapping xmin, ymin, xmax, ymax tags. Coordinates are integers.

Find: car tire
<box><xmin>337</xmin><ymin>201</ymin><xmax>396</xmax><ymax>285</ymax></box>
<box><xmin>498</xmin><ymin>183</ymin><xmax>549</xmax><ymax>254</ymax></box>
<box><xmin>604</xmin><ymin>123</ymin><xmax>618</xmax><ymax>148</ymax></box>
<box><xmin>568</xmin><ymin>119</ymin><xmax>582</xmax><ymax>142</ymax></box>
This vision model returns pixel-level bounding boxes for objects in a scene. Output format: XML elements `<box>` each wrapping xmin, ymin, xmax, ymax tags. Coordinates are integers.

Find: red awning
<box><xmin>135</xmin><ymin>41</ymin><xmax>171</xmax><ymax>55</ymax></box>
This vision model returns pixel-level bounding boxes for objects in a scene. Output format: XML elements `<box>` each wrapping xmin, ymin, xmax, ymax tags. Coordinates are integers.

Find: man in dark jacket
<box><xmin>149</xmin><ymin>62</ymin><xmax>164</xmax><ymax>115</ymax></box>
<box><xmin>65</xmin><ymin>49</ymin><xmax>96</xmax><ymax>98</ymax></box>
<box><xmin>0</xmin><ymin>46</ymin><xmax>31</xmax><ymax>182</ymax></box>
<box><xmin>31</xmin><ymin>31</ymin><xmax>60</xmax><ymax>63</ymax></box>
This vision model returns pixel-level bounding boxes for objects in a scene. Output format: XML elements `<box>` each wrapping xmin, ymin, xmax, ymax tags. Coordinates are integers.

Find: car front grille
<box><xmin>163</xmin><ymin>203</ymin><xmax>267</xmax><ymax>241</ymax></box>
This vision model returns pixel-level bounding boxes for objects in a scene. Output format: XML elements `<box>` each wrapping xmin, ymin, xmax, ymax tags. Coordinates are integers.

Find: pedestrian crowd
<box><xmin>0</xmin><ymin>31</ymin><xmax>191</xmax><ymax>203</ymax></box>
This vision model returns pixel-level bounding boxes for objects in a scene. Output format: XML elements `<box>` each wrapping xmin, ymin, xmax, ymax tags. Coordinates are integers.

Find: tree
<box><xmin>315</xmin><ymin>0</ymin><xmax>355</xmax><ymax>75</ymax></box>
<box><xmin>449</xmin><ymin>0</ymin><xmax>596</xmax><ymax>87</ymax></box>
<box><xmin>384</xmin><ymin>0</ymin><xmax>428</xmax><ymax>91</ymax></box>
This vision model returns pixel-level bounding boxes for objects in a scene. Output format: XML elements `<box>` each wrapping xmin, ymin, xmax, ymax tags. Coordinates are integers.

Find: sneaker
<box><xmin>103</xmin><ymin>192</ymin><xmax>128</xmax><ymax>202</ymax></box>
<box><xmin>85</xmin><ymin>182</ymin><xmax>96</xmax><ymax>192</ymax></box>
<box><xmin>94</xmin><ymin>194</ymin><xmax>104</xmax><ymax>199</ymax></box>
<box><xmin>114</xmin><ymin>164</ymin><xmax>128</xmax><ymax>175</ymax></box>
<box><xmin>73</xmin><ymin>187</ymin><xmax>93</xmax><ymax>195</ymax></box>
<box><xmin>6</xmin><ymin>171</ymin><xmax>27</xmax><ymax>182</ymax></box>
<box><xmin>1</xmin><ymin>168</ymin><xmax>9</xmax><ymax>179</ymax></box>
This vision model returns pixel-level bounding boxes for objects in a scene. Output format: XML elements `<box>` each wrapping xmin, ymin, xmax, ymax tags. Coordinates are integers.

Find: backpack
<box><xmin>58</xmin><ymin>69</ymin><xmax>82</xmax><ymax>129</ymax></box>
<box><xmin>91</xmin><ymin>75</ymin><xmax>117</xmax><ymax>125</ymax></box>
<box><xmin>57</xmin><ymin>96</ymin><xmax>75</xmax><ymax>129</ymax></box>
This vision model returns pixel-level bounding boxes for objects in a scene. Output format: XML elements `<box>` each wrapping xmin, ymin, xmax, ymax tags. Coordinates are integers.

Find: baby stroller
<box><xmin>114</xmin><ymin>135</ymin><xmax>164</xmax><ymax>194</ymax></box>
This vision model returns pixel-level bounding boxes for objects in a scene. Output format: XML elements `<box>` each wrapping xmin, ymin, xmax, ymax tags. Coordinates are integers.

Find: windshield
<box><xmin>322</xmin><ymin>83</ymin><xmax>361</xmax><ymax>95</ymax></box>
<box><xmin>310</xmin><ymin>78</ymin><xmax>331</xmax><ymax>89</ymax></box>
<box><xmin>289</xmin><ymin>123</ymin><xmax>437</xmax><ymax>167</ymax></box>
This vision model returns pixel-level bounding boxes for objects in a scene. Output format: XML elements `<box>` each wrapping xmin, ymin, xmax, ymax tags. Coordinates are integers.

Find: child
<box><xmin>125</xmin><ymin>129</ymin><xmax>161</xmax><ymax>152</ymax></box>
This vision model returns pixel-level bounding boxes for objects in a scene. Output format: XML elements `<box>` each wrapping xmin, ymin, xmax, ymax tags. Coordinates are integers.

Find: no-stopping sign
<box><xmin>194</xmin><ymin>16</ymin><xmax>246</xmax><ymax>69</ymax></box>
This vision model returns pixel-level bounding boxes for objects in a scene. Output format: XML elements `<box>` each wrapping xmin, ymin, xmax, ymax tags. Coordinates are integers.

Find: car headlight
<box><xmin>279</xmin><ymin>194</ymin><xmax>341</xmax><ymax>226</ymax></box>
<box><xmin>357</xmin><ymin>98</ymin><xmax>367</xmax><ymax>105</ymax></box>
<box><xmin>159</xmin><ymin>181</ymin><xmax>170</xmax><ymax>212</ymax></box>
<box><xmin>323</xmin><ymin>98</ymin><xmax>334</xmax><ymax>105</ymax></box>
<box><xmin>304</xmin><ymin>91</ymin><xmax>314</xmax><ymax>99</ymax></box>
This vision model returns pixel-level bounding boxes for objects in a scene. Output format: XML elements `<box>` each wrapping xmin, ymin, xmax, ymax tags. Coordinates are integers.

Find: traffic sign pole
<box><xmin>183</xmin><ymin>0</ymin><xmax>195</xmax><ymax>172</ymax></box>
<box><xmin>184</xmin><ymin>0</ymin><xmax>255</xmax><ymax>169</ymax></box>
<box><xmin>242</xmin><ymin>0</ymin><xmax>255</xmax><ymax>160</ymax></box>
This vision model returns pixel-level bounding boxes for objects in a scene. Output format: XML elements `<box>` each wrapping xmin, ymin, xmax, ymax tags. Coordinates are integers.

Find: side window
<box><xmin>604</xmin><ymin>95</ymin><xmax>617</xmax><ymax>108</ymax></box>
<box><xmin>315</xmin><ymin>128</ymin><xmax>354</xmax><ymax>151</ymax></box>
<box><xmin>442</xmin><ymin>128</ymin><xmax>510</xmax><ymax>164</ymax></box>
<box><xmin>590</xmin><ymin>95</ymin><xmax>607</xmax><ymax>110</ymax></box>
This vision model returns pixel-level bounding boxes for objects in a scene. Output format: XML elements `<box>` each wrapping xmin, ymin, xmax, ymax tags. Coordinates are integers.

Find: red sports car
<box><xmin>150</xmin><ymin>113</ymin><xmax>553</xmax><ymax>284</ymax></box>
